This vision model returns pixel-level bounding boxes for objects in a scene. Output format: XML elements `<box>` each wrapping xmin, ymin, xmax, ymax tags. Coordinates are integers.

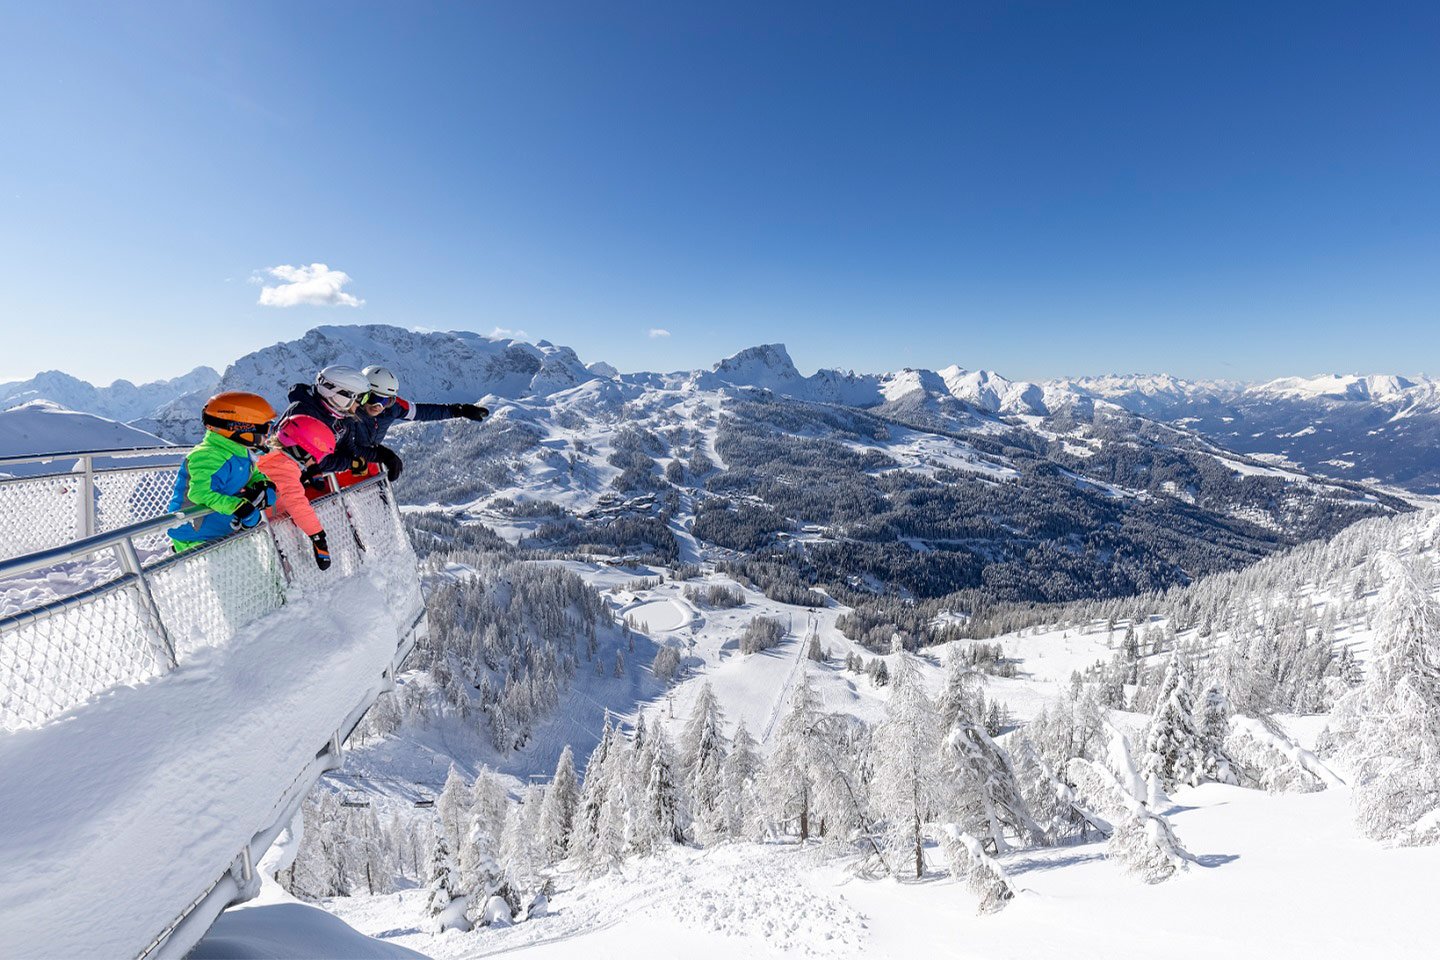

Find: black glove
<box><xmin>240</xmin><ymin>479</ymin><xmax>276</xmax><ymax>508</ymax></box>
<box><xmin>450</xmin><ymin>403</ymin><xmax>489</xmax><ymax>421</ymax></box>
<box><xmin>374</xmin><ymin>444</ymin><xmax>403</xmax><ymax>482</ymax></box>
<box><xmin>310</xmin><ymin>531</ymin><xmax>331</xmax><ymax>570</ymax></box>
<box><xmin>351</xmin><ymin>457</ymin><xmax>369</xmax><ymax>477</ymax></box>
<box><xmin>230</xmin><ymin>500</ymin><xmax>257</xmax><ymax>530</ymax></box>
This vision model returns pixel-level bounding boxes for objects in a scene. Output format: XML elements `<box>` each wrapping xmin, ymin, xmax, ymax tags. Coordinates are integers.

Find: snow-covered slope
<box><xmin>0</xmin><ymin>367</ymin><xmax>219</xmax><ymax>422</ymax></box>
<box><xmin>0</xmin><ymin>400</ymin><xmax>169</xmax><ymax>459</ymax></box>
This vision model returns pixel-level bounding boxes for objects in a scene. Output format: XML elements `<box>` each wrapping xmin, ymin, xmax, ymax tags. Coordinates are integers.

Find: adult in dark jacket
<box><xmin>351</xmin><ymin>364</ymin><xmax>489</xmax><ymax>481</ymax></box>
<box><xmin>280</xmin><ymin>364</ymin><xmax>370</xmax><ymax>477</ymax></box>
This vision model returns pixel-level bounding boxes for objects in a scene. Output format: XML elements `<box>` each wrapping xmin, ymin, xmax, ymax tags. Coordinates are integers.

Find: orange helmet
<box><xmin>202</xmin><ymin>392</ymin><xmax>277</xmax><ymax>447</ymax></box>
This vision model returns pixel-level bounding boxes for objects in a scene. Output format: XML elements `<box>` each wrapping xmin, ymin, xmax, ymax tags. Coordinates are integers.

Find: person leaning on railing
<box><xmin>255</xmin><ymin>415</ymin><xmax>338</xmax><ymax>570</ymax></box>
<box><xmin>341</xmin><ymin>364</ymin><xmax>489</xmax><ymax>486</ymax></box>
<box><xmin>166</xmin><ymin>393</ymin><xmax>277</xmax><ymax>553</ymax></box>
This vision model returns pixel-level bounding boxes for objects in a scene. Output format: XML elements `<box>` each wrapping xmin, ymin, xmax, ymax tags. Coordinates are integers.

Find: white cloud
<box><xmin>648</xmin><ymin>328</ymin><xmax>671</xmax><ymax>338</ymax></box>
<box><xmin>489</xmin><ymin>326</ymin><xmax>530</xmax><ymax>340</ymax></box>
<box><xmin>257</xmin><ymin>263</ymin><xmax>364</xmax><ymax>307</ymax></box>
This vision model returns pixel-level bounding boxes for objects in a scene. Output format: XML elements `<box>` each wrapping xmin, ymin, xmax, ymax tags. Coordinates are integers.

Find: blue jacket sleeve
<box><xmin>402</xmin><ymin>400</ymin><xmax>455</xmax><ymax>424</ymax></box>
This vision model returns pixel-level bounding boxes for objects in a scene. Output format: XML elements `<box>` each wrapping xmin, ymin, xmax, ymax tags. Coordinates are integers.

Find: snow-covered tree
<box><xmin>937</xmin><ymin>645</ymin><xmax>987</xmax><ymax>733</ymax></box>
<box><xmin>589</xmin><ymin>732</ymin><xmax>635</xmax><ymax>873</ymax></box>
<box><xmin>871</xmin><ymin>655</ymin><xmax>944</xmax><ymax>876</ymax></box>
<box><xmin>1339</xmin><ymin>555</ymin><xmax>1440</xmax><ymax>844</ymax></box>
<box><xmin>437</xmin><ymin>764</ymin><xmax>472</xmax><ymax>854</ymax></box>
<box><xmin>1195</xmin><ymin>685</ymin><xmax>1238</xmax><ymax>785</ymax></box>
<box><xmin>500</xmin><ymin>784</ymin><xmax>546</xmax><ymax>909</ymax></box>
<box><xmin>457</xmin><ymin>767</ymin><xmax>510</xmax><ymax>926</ymax></box>
<box><xmin>1069</xmin><ymin>725</ymin><xmax>1194</xmax><ymax>883</ymax></box>
<box><xmin>1140</xmin><ymin>653</ymin><xmax>1205</xmax><ymax>791</ymax></box>
<box><xmin>941</xmin><ymin>715</ymin><xmax>1042</xmax><ymax>854</ymax></box>
<box><xmin>763</xmin><ymin>671</ymin><xmax>821</xmax><ymax>839</ymax></box>
<box><xmin>573</xmin><ymin>718</ymin><xmax>617</xmax><ymax>855</ymax></box>
<box><xmin>720</xmin><ymin>719</ymin><xmax>761</xmax><ymax>840</ymax></box>
<box><xmin>937</xmin><ymin>825</ymin><xmax>1016</xmax><ymax>914</ymax></box>
<box><xmin>538</xmin><ymin>745</ymin><xmax>580</xmax><ymax>861</ymax></box>
<box><xmin>679</xmin><ymin>682</ymin><xmax>728</xmax><ymax>841</ymax></box>
<box><xmin>638</xmin><ymin>726</ymin><xmax>685</xmax><ymax>852</ymax></box>
<box><xmin>424</xmin><ymin>830</ymin><xmax>468</xmax><ymax>933</ymax></box>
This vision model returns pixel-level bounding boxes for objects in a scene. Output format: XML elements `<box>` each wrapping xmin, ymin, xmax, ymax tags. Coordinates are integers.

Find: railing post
<box><xmin>115</xmin><ymin>537</ymin><xmax>179</xmax><ymax>672</ymax></box>
<box><xmin>81</xmin><ymin>454</ymin><xmax>96</xmax><ymax>539</ymax></box>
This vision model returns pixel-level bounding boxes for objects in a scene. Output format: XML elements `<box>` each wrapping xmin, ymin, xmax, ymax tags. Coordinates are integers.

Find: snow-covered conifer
<box><xmin>763</xmin><ymin>671</ymin><xmax>821</xmax><ymax>839</ymax></box>
<box><xmin>938</xmin><ymin>825</ymin><xmax>1016</xmax><ymax>914</ymax></box>
<box><xmin>937</xmin><ymin>645</ymin><xmax>986</xmax><ymax>733</ymax></box>
<box><xmin>1140</xmin><ymin>653</ymin><xmax>1205</xmax><ymax>790</ymax></box>
<box><xmin>424</xmin><ymin>830</ymin><xmax>468</xmax><ymax>933</ymax></box>
<box><xmin>589</xmin><ymin>732</ymin><xmax>635</xmax><ymax>872</ymax></box>
<box><xmin>500</xmin><ymin>784</ymin><xmax>546</xmax><ymax>907</ymax></box>
<box><xmin>720</xmin><ymin>719</ymin><xmax>761</xmax><ymax>840</ymax></box>
<box><xmin>437</xmin><ymin>764</ymin><xmax>472</xmax><ymax>854</ymax></box>
<box><xmin>871</xmin><ymin>655</ymin><xmax>944</xmax><ymax>876</ymax></box>
<box><xmin>1339</xmin><ymin>555</ymin><xmax>1440</xmax><ymax>844</ymax></box>
<box><xmin>538</xmin><ymin>745</ymin><xmax>580</xmax><ymax>862</ymax></box>
<box><xmin>1196</xmin><ymin>685</ymin><xmax>1238</xmax><ymax>785</ymax></box>
<box><xmin>573</xmin><ymin>717</ymin><xmax>616</xmax><ymax>855</ymax></box>
<box><xmin>941</xmin><ymin>715</ymin><xmax>1042</xmax><ymax>854</ymax></box>
<box><xmin>638</xmin><ymin>726</ymin><xmax>685</xmax><ymax>851</ymax></box>
<box><xmin>679</xmin><ymin>682</ymin><xmax>729</xmax><ymax>841</ymax></box>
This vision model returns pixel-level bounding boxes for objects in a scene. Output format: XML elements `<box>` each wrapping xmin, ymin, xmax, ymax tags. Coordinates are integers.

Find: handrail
<box><xmin>0</xmin><ymin>505</ymin><xmax>215</xmax><ymax>582</ymax></box>
<box><xmin>0</xmin><ymin>444</ymin><xmax>181</xmax><ymax>468</ymax></box>
<box><xmin>0</xmin><ymin>461</ymin><xmax>186</xmax><ymax>485</ymax></box>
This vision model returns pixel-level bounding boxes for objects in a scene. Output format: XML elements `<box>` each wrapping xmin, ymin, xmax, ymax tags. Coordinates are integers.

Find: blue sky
<box><xmin>1</xmin><ymin>0</ymin><xmax>1436</xmax><ymax>385</ymax></box>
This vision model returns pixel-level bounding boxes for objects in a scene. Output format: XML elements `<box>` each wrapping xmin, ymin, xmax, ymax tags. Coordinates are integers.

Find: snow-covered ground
<box><xmin>179</xmin><ymin>544</ymin><xmax>1433</xmax><ymax>960</ymax></box>
<box><xmin>0</xmin><ymin>569</ymin><xmax>416</xmax><ymax>958</ymax></box>
<box><xmin>310</xmin><ymin>778</ymin><xmax>1436</xmax><ymax>960</ymax></box>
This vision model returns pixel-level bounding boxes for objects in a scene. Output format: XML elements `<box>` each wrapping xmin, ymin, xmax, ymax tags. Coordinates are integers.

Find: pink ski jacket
<box><xmin>256</xmin><ymin>449</ymin><xmax>324</xmax><ymax>537</ymax></box>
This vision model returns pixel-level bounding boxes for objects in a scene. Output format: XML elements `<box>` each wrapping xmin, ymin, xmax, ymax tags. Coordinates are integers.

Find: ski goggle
<box><xmin>318</xmin><ymin>378</ymin><xmax>362</xmax><ymax>404</ymax></box>
<box><xmin>203</xmin><ymin>414</ymin><xmax>275</xmax><ymax>446</ymax></box>
<box><xmin>362</xmin><ymin>392</ymin><xmax>395</xmax><ymax>408</ymax></box>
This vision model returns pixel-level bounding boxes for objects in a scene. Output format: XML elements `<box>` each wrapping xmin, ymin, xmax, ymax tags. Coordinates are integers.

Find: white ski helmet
<box><xmin>314</xmin><ymin>365</ymin><xmax>369</xmax><ymax>410</ymax></box>
<box><xmin>361</xmin><ymin>364</ymin><xmax>400</xmax><ymax>399</ymax></box>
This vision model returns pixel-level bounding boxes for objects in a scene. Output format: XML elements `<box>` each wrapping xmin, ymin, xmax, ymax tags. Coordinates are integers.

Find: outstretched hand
<box><xmin>450</xmin><ymin>403</ymin><xmax>489</xmax><ymax>422</ymax></box>
<box><xmin>374</xmin><ymin>444</ymin><xmax>404</xmax><ymax>482</ymax></box>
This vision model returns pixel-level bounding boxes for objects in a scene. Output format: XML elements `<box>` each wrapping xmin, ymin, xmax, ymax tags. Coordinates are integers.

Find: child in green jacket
<box><xmin>166</xmin><ymin>392</ymin><xmax>277</xmax><ymax>552</ymax></box>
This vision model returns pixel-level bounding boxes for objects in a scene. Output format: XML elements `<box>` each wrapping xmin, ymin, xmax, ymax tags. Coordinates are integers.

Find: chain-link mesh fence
<box><xmin>0</xmin><ymin>458</ymin><xmax>184</xmax><ymax>562</ymax></box>
<box><xmin>0</xmin><ymin>475</ymin><xmax>83</xmax><ymax>559</ymax></box>
<box><xmin>94</xmin><ymin>467</ymin><xmax>180</xmax><ymax>534</ymax></box>
<box><xmin>0</xmin><ymin>579</ymin><xmax>169</xmax><ymax>730</ymax></box>
<box><xmin>0</xmin><ymin>477</ymin><xmax>422</xmax><ymax>732</ymax></box>
<box><xmin>147</xmin><ymin>530</ymin><xmax>288</xmax><ymax>661</ymax></box>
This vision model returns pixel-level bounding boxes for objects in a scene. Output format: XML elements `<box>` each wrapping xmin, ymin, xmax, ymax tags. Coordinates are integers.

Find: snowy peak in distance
<box><xmin>938</xmin><ymin>365</ymin><xmax>1046</xmax><ymax>415</ymax></box>
<box><xmin>0</xmin><ymin>367</ymin><xmax>220</xmax><ymax>423</ymax></box>
<box><xmin>1248</xmin><ymin>373</ymin><xmax>1426</xmax><ymax>402</ymax></box>
<box><xmin>703</xmin><ymin>344</ymin><xmax>1046</xmax><ymax>416</ymax></box>
<box><xmin>709</xmin><ymin>343</ymin><xmax>804</xmax><ymax>390</ymax></box>
<box><xmin>218</xmin><ymin>324</ymin><xmax>599</xmax><ymax>405</ymax></box>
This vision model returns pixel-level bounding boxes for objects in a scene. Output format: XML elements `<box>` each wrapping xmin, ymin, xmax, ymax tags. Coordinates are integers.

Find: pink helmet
<box><xmin>275</xmin><ymin>415</ymin><xmax>336</xmax><ymax>461</ymax></box>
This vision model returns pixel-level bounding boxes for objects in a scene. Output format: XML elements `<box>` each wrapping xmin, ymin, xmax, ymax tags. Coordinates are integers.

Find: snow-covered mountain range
<box><xmin>5</xmin><ymin>324</ymin><xmax>1438</xmax><ymax>492</ymax></box>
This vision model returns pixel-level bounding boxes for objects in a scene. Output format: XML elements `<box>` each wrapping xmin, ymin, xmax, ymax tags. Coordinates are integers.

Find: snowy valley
<box><xmin>3</xmin><ymin>326</ymin><xmax>1439</xmax><ymax>959</ymax></box>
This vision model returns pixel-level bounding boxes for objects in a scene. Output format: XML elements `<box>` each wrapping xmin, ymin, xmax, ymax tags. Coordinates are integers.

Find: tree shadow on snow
<box><xmin>1004</xmin><ymin>852</ymin><xmax>1107</xmax><ymax>875</ymax></box>
<box><xmin>1192</xmin><ymin>852</ymin><xmax>1240</xmax><ymax>868</ymax></box>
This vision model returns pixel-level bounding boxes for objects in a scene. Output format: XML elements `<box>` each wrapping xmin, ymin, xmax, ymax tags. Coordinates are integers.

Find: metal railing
<box><xmin>0</xmin><ymin>474</ymin><xmax>419</xmax><ymax>732</ymax></box>
<box><xmin>0</xmin><ymin>445</ymin><xmax>187</xmax><ymax>561</ymax></box>
<box><xmin>0</xmin><ymin>466</ymin><xmax>429</xmax><ymax>959</ymax></box>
